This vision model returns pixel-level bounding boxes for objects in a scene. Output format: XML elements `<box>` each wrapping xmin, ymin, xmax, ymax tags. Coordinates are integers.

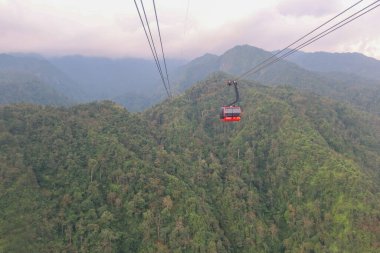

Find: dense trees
<box><xmin>1</xmin><ymin>75</ymin><xmax>379</xmax><ymax>252</ymax></box>
<box><xmin>0</xmin><ymin>72</ymin><xmax>69</xmax><ymax>106</ymax></box>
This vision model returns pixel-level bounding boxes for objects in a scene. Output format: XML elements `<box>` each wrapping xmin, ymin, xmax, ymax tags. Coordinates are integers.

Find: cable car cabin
<box><xmin>220</xmin><ymin>106</ymin><xmax>241</xmax><ymax>122</ymax></box>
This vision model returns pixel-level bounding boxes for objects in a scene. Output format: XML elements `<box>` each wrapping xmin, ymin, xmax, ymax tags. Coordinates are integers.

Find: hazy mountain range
<box><xmin>0</xmin><ymin>53</ymin><xmax>185</xmax><ymax>110</ymax></box>
<box><xmin>1</xmin><ymin>45</ymin><xmax>380</xmax><ymax>114</ymax></box>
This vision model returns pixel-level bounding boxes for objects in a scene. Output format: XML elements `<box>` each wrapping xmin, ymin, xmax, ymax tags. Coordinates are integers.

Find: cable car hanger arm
<box><xmin>227</xmin><ymin>81</ymin><xmax>239</xmax><ymax>106</ymax></box>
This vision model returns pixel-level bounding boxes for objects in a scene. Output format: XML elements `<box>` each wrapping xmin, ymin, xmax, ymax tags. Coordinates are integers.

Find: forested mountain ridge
<box><xmin>1</xmin><ymin>73</ymin><xmax>379</xmax><ymax>252</ymax></box>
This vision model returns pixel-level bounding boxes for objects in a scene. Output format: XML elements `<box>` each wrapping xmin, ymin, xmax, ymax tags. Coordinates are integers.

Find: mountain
<box><xmin>0</xmin><ymin>54</ymin><xmax>85</xmax><ymax>102</ymax></box>
<box><xmin>1</xmin><ymin>73</ymin><xmax>379</xmax><ymax>252</ymax></box>
<box><xmin>173</xmin><ymin>45</ymin><xmax>380</xmax><ymax>115</ymax></box>
<box><xmin>285</xmin><ymin>51</ymin><xmax>380</xmax><ymax>81</ymax></box>
<box><xmin>173</xmin><ymin>45</ymin><xmax>320</xmax><ymax>89</ymax></box>
<box><xmin>173</xmin><ymin>53</ymin><xmax>219</xmax><ymax>91</ymax></box>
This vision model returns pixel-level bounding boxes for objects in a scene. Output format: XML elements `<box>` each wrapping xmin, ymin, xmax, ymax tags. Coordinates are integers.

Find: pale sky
<box><xmin>0</xmin><ymin>0</ymin><xmax>379</xmax><ymax>59</ymax></box>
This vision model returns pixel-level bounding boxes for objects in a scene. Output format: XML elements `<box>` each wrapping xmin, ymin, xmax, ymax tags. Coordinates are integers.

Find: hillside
<box><xmin>112</xmin><ymin>92</ymin><xmax>162</xmax><ymax>112</ymax></box>
<box><xmin>0</xmin><ymin>54</ymin><xmax>85</xmax><ymax>102</ymax></box>
<box><xmin>285</xmin><ymin>51</ymin><xmax>380</xmax><ymax>81</ymax></box>
<box><xmin>173</xmin><ymin>45</ymin><xmax>380</xmax><ymax>115</ymax></box>
<box><xmin>1</xmin><ymin>74</ymin><xmax>379</xmax><ymax>252</ymax></box>
<box><xmin>0</xmin><ymin>71</ymin><xmax>70</xmax><ymax>106</ymax></box>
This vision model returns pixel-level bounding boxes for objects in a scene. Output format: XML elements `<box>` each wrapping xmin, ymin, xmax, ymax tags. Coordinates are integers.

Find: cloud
<box><xmin>180</xmin><ymin>8</ymin><xmax>320</xmax><ymax>57</ymax></box>
<box><xmin>277</xmin><ymin>0</ymin><xmax>341</xmax><ymax>17</ymax></box>
<box><xmin>0</xmin><ymin>0</ymin><xmax>135</xmax><ymax>56</ymax></box>
<box><xmin>179</xmin><ymin>1</ymin><xmax>380</xmax><ymax>60</ymax></box>
<box><xmin>0</xmin><ymin>0</ymin><xmax>379</xmax><ymax>60</ymax></box>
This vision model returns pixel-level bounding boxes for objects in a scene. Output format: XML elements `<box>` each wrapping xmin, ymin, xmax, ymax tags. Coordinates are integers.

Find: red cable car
<box><xmin>220</xmin><ymin>106</ymin><xmax>241</xmax><ymax>122</ymax></box>
<box><xmin>220</xmin><ymin>81</ymin><xmax>242</xmax><ymax>122</ymax></box>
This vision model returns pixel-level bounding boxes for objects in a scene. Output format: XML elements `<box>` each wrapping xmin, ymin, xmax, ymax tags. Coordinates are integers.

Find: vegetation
<box><xmin>1</xmin><ymin>73</ymin><xmax>379</xmax><ymax>252</ymax></box>
<box><xmin>0</xmin><ymin>71</ymin><xmax>69</xmax><ymax>106</ymax></box>
<box><xmin>0</xmin><ymin>54</ymin><xmax>84</xmax><ymax>102</ymax></box>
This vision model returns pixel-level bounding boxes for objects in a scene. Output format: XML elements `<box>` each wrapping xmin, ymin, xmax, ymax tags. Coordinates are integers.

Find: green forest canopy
<box><xmin>1</xmin><ymin>74</ymin><xmax>380</xmax><ymax>252</ymax></box>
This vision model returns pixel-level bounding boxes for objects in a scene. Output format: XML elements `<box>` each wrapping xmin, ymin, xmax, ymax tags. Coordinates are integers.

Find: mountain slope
<box><xmin>0</xmin><ymin>71</ymin><xmax>69</xmax><ymax>106</ymax></box>
<box><xmin>1</xmin><ymin>73</ymin><xmax>379</xmax><ymax>252</ymax></box>
<box><xmin>174</xmin><ymin>53</ymin><xmax>219</xmax><ymax>91</ymax></box>
<box><xmin>285</xmin><ymin>51</ymin><xmax>380</xmax><ymax>81</ymax></box>
<box><xmin>0</xmin><ymin>54</ymin><xmax>85</xmax><ymax>102</ymax></box>
<box><xmin>0</xmin><ymin>102</ymin><xmax>230</xmax><ymax>252</ymax></box>
<box><xmin>146</xmin><ymin>73</ymin><xmax>380</xmax><ymax>251</ymax></box>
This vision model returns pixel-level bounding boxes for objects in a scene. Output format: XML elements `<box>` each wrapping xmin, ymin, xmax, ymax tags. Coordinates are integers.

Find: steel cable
<box><xmin>237</xmin><ymin>0</ymin><xmax>377</xmax><ymax>80</ymax></box>
<box><xmin>134</xmin><ymin>0</ymin><xmax>171</xmax><ymax>98</ymax></box>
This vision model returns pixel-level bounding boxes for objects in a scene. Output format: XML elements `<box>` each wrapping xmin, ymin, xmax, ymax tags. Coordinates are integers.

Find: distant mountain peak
<box><xmin>227</xmin><ymin>44</ymin><xmax>266</xmax><ymax>52</ymax></box>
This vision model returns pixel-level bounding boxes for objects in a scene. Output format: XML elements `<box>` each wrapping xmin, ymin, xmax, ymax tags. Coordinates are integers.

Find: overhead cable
<box><xmin>153</xmin><ymin>0</ymin><xmax>172</xmax><ymax>97</ymax></box>
<box><xmin>241</xmin><ymin>1</ymin><xmax>380</xmax><ymax>78</ymax></box>
<box><xmin>133</xmin><ymin>0</ymin><xmax>171</xmax><ymax>98</ymax></box>
<box><xmin>237</xmin><ymin>0</ymin><xmax>378</xmax><ymax>80</ymax></box>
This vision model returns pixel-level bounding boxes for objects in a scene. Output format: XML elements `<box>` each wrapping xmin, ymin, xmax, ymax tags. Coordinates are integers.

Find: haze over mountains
<box><xmin>0</xmin><ymin>53</ymin><xmax>84</xmax><ymax>103</ymax></box>
<box><xmin>0</xmin><ymin>53</ymin><xmax>185</xmax><ymax>110</ymax></box>
<box><xmin>1</xmin><ymin>45</ymin><xmax>380</xmax><ymax>114</ymax></box>
<box><xmin>285</xmin><ymin>51</ymin><xmax>380</xmax><ymax>81</ymax></box>
<box><xmin>49</xmin><ymin>56</ymin><xmax>185</xmax><ymax>101</ymax></box>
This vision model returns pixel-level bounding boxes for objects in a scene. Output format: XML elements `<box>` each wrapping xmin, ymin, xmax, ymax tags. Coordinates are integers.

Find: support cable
<box><xmin>236</xmin><ymin>0</ymin><xmax>375</xmax><ymax>80</ymax></box>
<box><xmin>239</xmin><ymin>1</ymin><xmax>380</xmax><ymax>79</ymax></box>
<box><xmin>133</xmin><ymin>0</ymin><xmax>171</xmax><ymax>97</ymax></box>
<box><xmin>152</xmin><ymin>0</ymin><xmax>172</xmax><ymax>97</ymax></box>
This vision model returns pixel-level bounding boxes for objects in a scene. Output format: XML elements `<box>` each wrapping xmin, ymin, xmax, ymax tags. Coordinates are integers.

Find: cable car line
<box><xmin>152</xmin><ymin>0</ymin><xmax>172</xmax><ymax>97</ymax></box>
<box><xmin>237</xmin><ymin>0</ymin><xmax>364</xmax><ymax>81</ymax></box>
<box><xmin>139</xmin><ymin>0</ymin><xmax>168</xmax><ymax>94</ymax></box>
<box><xmin>133</xmin><ymin>0</ymin><xmax>169</xmax><ymax>97</ymax></box>
<box><xmin>137</xmin><ymin>0</ymin><xmax>171</xmax><ymax>97</ymax></box>
<box><xmin>237</xmin><ymin>0</ymin><xmax>378</xmax><ymax>81</ymax></box>
<box><xmin>133</xmin><ymin>0</ymin><xmax>171</xmax><ymax>98</ymax></box>
<box><xmin>246</xmin><ymin>1</ymin><xmax>380</xmax><ymax>78</ymax></box>
<box><xmin>238</xmin><ymin>0</ymin><xmax>380</xmax><ymax>80</ymax></box>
